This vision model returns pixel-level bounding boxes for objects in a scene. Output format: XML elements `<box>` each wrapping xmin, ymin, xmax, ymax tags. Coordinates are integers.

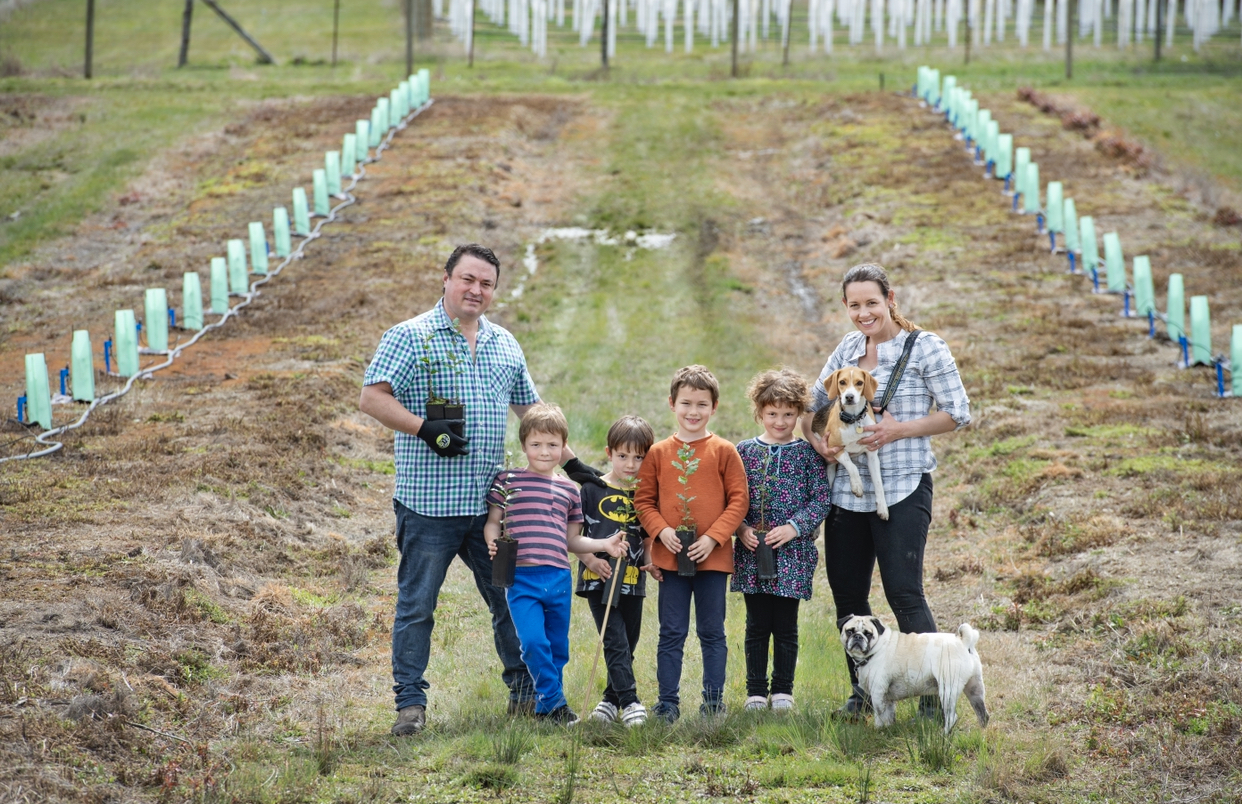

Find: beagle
<box><xmin>811</xmin><ymin>366</ymin><xmax>889</xmax><ymax>520</ymax></box>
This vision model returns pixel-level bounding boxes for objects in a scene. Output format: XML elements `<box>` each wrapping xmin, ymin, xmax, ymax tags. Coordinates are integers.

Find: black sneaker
<box><xmin>651</xmin><ymin>703</ymin><xmax>680</xmax><ymax>725</ymax></box>
<box><xmin>537</xmin><ymin>705</ymin><xmax>580</xmax><ymax>725</ymax></box>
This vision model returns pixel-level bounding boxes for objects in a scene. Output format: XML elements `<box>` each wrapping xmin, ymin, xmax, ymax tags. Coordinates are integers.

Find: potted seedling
<box><xmin>490</xmin><ymin>472</ymin><xmax>520</xmax><ymax>588</ymax></box>
<box><xmin>420</xmin><ymin>319</ymin><xmax>467</xmax><ymax>436</ymax></box>
<box><xmin>753</xmin><ymin>451</ymin><xmax>778</xmax><ymax>581</ymax></box>
<box><xmin>673</xmin><ymin>442</ymin><xmax>700</xmax><ymax>577</ymax></box>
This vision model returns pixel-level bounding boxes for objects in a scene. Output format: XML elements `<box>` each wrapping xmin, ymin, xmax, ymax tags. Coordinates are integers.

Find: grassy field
<box><xmin>3</xmin><ymin>2</ymin><xmax>1242</xmax><ymax>803</ymax></box>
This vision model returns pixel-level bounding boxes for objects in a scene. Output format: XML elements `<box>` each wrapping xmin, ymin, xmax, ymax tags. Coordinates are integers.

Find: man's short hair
<box><xmin>606</xmin><ymin>416</ymin><xmax>654</xmax><ymax>454</ymax></box>
<box><xmin>519</xmin><ymin>402</ymin><xmax>569</xmax><ymax>445</ymax></box>
<box><xmin>444</xmin><ymin>244</ymin><xmax>501</xmax><ymax>279</ymax></box>
<box><xmin>669</xmin><ymin>364</ymin><xmax>720</xmax><ymax>406</ymax></box>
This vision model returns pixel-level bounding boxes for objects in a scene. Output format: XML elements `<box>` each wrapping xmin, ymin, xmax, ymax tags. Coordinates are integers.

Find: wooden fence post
<box><xmin>179</xmin><ymin>0</ymin><xmax>194</xmax><ymax>67</ymax></box>
<box><xmin>84</xmin><ymin>0</ymin><xmax>95</xmax><ymax>78</ymax></box>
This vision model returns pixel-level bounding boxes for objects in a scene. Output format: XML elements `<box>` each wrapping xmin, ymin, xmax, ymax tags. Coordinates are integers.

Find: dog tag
<box><xmin>855</xmin><ymin>425</ymin><xmax>864</xmax><ymax>434</ymax></box>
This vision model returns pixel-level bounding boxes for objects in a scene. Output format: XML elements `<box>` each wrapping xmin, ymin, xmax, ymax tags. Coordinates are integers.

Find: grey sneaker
<box><xmin>743</xmin><ymin>695</ymin><xmax>769</xmax><ymax>711</ymax></box>
<box><xmin>588</xmin><ymin>701</ymin><xmax>618</xmax><ymax>723</ymax></box>
<box><xmin>391</xmin><ymin>705</ymin><xmax>425</xmax><ymax>736</ymax></box>
<box><xmin>620</xmin><ymin>702</ymin><xmax>648</xmax><ymax>727</ymax></box>
<box><xmin>771</xmin><ymin>694</ymin><xmax>795</xmax><ymax>712</ymax></box>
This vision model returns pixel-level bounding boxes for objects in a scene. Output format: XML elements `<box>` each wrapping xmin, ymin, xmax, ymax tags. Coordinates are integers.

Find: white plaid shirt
<box><xmin>810</xmin><ymin>329</ymin><xmax>971</xmax><ymax>511</ymax></box>
<box><xmin>364</xmin><ymin>299</ymin><xmax>539</xmax><ymax>517</ymax></box>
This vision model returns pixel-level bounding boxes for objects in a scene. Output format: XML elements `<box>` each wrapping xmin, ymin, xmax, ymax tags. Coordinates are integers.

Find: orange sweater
<box><xmin>634</xmin><ymin>433</ymin><xmax>749</xmax><ymax>575</ymax></box>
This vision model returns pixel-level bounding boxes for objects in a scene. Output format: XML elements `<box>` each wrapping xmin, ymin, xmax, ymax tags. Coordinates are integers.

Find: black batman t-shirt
<box><xmin>574</xmin><ymin>483</ymin><xmax>646</xmax><ymax>598</ymax></box>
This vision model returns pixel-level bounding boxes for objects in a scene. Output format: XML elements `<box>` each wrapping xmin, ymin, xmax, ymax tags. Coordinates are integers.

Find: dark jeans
<box><xmin>584</xmin><ymin>591</ymin><xmax>644</xmax><ymax>708</ymax></box>
<box><xmin>392</xmin><ymin>501</ymin><xmax>534</xmax><ymax>711</ymax></box>
<box><xmin>656</xmin><ymin>570</ymin><xmax>728</xmax><ymax>712</ymax></box>
<box><xmin>743</xmin><ymin>594</ymin><xmax>800</xmax><ymax>697</ymax></box>
<box><xmin>825</xmin><ymin>473</ymin><xmax>937</xmax><ymax>685</ymax></box>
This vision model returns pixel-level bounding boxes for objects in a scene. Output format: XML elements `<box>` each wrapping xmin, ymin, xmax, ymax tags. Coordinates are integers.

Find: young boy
<box><xmin>575</xmin><ymin>415</ymin><xmax>656</xmax><ymax>728</ymax></box>
<box><xmin>634</xmin><ymin>365</ymin><xmax>749</xmax><ymax>723</ymax></box>
<box><xmin>485</xmin><ymin>403</ymin><xmax>627</xmax><ymax>725</ymax></box>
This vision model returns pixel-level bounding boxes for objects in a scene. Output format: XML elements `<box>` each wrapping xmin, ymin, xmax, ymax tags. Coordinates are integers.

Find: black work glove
<box><xmin>562</xmin><ymin>457</ymin><xmax>606</xmax><ymax>488</ymax></box>
<box><xmin>417</xmin><ymin>419</ymin><xmax>470</xmax><ymax>458</ymax></box>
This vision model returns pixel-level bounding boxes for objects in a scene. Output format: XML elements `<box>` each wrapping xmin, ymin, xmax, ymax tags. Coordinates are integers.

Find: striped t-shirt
<box><xmin>486</xmin><ymin>469</ymin><xmax>584</xmax><ymax>570</ymax></box>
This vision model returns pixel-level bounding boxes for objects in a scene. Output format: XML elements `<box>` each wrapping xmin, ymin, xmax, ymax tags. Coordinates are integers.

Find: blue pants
<box><xmin>656</xmin><ymin>570</ymin><xmax>728</xmax><ymax>712</ymax></box>
<box><xmin>506</xmin><ymin>565</ymin><xmax>573</xmax><ymax>715</ymax></box>
<box><xmin>392</xmin><ymin>502</ymin><xmax>535</xmax><ymax>711</ymax></box>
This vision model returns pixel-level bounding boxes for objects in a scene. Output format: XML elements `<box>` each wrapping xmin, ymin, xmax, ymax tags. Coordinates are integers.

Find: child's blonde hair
<box><xmin>519</xmin><ymin>402</ymin><xmax>569</xmax><ymax>445</ymax></box>
<box><xmin>746</xmin><ymin>369</ymin><xmax>811</xmax><ymax>420</ymax></box>
<box><xmin>669</xmin><ymin>364</ymin><xmax>720</xmax><ymax>406</ymax></box>
<box><xmin>606</xmin><ymin>416</ymin><xmax>655</xmax><ymax>454</ymax></box>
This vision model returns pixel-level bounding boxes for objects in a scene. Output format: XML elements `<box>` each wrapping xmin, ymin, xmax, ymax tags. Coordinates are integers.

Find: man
<box><xmin>359</xmin><ymin>244</ymin><xmax>601</xmax><ymax>736</ymax></box>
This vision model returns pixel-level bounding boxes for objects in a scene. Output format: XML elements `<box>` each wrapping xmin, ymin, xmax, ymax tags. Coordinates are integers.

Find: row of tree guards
<box><xmin>441</xmin><ymin>0</ymin><xmax>1240</xmax><ymax>65</ymax></box>
<box><xmin>915</xmin><ymin>66</ymin><xmax>1239</xmax><ymax>399</ymax></box>
<box><xmin>11</xmin><ymin>72</ymin><xmax>433</xmax><ymax>443</ymax></box>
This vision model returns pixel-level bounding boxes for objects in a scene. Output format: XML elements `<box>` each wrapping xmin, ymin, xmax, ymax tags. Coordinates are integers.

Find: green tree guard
<box><xmin>1021</xmin><ymin>163</ymin><xmax>1040</xmax><ymax>214</ymax></box>
<box><xmin>1014</xmin><ymin>148</ymin><xmax>1030</xmax><ymax>198</ymax></box>
<box><xmin>368</xmin><ymin>108</ymin><xmax>383</xmax><ymax>146</ymax></box>
<box><xmin>966</xmin><ymin>99</ymin><xmax>979</xmax><ymax>141</ymax></box>
<box><xmin>996</xmin><ymin>134</ymin><xmax>1013</xmax><ymax>181</ymax></box>
<box><xmin>24</xmin><ymin>353</ymin><xmax>52</xmax><ymax>429</ymax></box>
<box><xmin>1045</xmin><ymin>182</ymin><xmax>1064</xmax><ymax>233</ymax></box>
<box><xmin>407</xmin><ymin>74</ymin><xmax>418</xmax><ymax>109</ymax></box>
<box><xmin>273</xmin><ymin>207</ymin><xmax>291</xmax><ymax>257</ymax></box>
<box><xmin>418</xmin><ymin>68</ymin><xmax>430</xmax><ymax>103</ymax></box>
<box><xmin>1189</xmin><ymin>295</ymin><xmax>1212</xmax><ymax>366</ymax></box>
<box><xmin>325</xmin><ymin>151</ymin><xmax>342</xmax><ymax>196</ymax></box>
<box><xmin>977</xmin><ymin>109</ymin><xmax>992</xmax><ymax>153</ymax></box>
<box><xmin>1133</xmin><ymin>256</ymin><xmax>1155</xmax><ymax>316</ymax></box>
<box><xmin>1080</xmin><ymin>217</ymin><xmax>1099</xmax><ymax>273</ymax></box>
<box><xmin>227</xmin><ymin>239</ymin><xmax>248</xmax><ymax>294</ymax></box>
<box><xmin>211</xmin><ymin>257</ymin><xmax>228</xmax><ymax>314</ymax></box>
<box><xmin>313</xmin><ymin>169</ymin><xmax>330</xmax><ymax>216</ymax></box>
<box><xmin>1232</xmin><ymin>325</ymin><xmax>1242</xmax><ymax>396</ymax></box>
<box><xmin>985</xmin><ymin>121</ymin><xmax>999</xmax><ymax>166</ymax></box>
<box><xmin>71</xmin><ymin>330</ymin><xmax>95</xmax><ymax>402</ymax></box>
<box><xmin>183</xmin><ymin>272</ymin><xmax>204</xmax><ymax>331</ymax></box>
<box><xmin>1063</xmin><ymin>199</ymin><xmax>1080</xmax><ymax>252</ymax></box>
<box><xmin>1103</xmin><ymin>232</ymin><xmax>1125</xmax><ymax>293</ymax></box>
<box><xmin>292</xmin><ymin>188</ymin><xmax>311</xmax><ymax>235</ymax></box>
<box><xmin>1166</xmin><ymin>274</ymin><xmax>1185</xmax><ymax>341</ymax></box>
<box><xmin>377</xmin><ymin>98</ymin><xmax>391</xmax><ymax>132</ymax></box>
<box><xmin>249</xmin><ymin>221</ymin><xmax>269</xmax><ymax>275</ymax></box>
<box><xmin>342</xmin><ymin>133</ymin><xmax>357</xmax><ymax>177</ymax></box>
<box><xmin>144</xmin><ymin>288</ymin><xmax>169</xmax><ymax>352</ymax></box>
<box><xmin>394</xmin><ymin>85</ymin><xmax>408</xmax><ymax>120</ymax></box>
<box><xmin>930</xmin><ymin>68</ymin><xmax>941</xmax><ymax>105</ymax></box>
<box><xmin>114</xmin><ymin>310</ymin><xmax>139</xmax><ymax>378</ymax></box>
<box><xmin>355</xmin><ymin>120</ymin><xmax>370</xmax><ymax>162</ymax></box>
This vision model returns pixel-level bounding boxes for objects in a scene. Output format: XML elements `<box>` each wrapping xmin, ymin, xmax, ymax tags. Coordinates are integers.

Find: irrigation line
<box><xmin>1</xmin><ymin>99</ymin><xmax>436</xmax><ymax>464</ymax></box>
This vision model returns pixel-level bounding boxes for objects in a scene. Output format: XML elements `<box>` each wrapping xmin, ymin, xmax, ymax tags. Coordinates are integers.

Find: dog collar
<box><xmin>838</xmin><ymin>406</ymin><xmax>869</xmax><ymax>425</ymax></box>
<box><xmin>853</xmin><ymin>655</ymin><xmax>871</xmax><ymax>668</ymax></box>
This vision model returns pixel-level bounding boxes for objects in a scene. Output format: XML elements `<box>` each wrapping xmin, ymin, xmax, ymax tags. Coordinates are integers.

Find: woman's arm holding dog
<box><xmin>860</xmin><ymin>409</ymin><xmax>957</xmax><ymax>450</ymax></box>
<box><xmin>800</xmin><ymin>412</ymin><xmax>843</xmax><ymax>462</ymax></box>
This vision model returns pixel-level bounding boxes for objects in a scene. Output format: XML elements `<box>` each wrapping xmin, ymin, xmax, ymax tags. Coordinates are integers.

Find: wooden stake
<box><xmin>178</xmin><ymin>0</ymin><xmax>194</xmax><ymax>68</ymax></box>
<box><xmin>468</xmin><ymin>0</ymin><xmax>475</xmax><ymax>67</ymax></box>
<box><xmin>731</xmin><ymin>0</ymin><xmax>740</xmax><ymax>77</ymax></box>
<box><xmin>1155</xmin><ymin>0</ymin><xmax>1164</xmax><ymax>60</ymax></box>
<box><xmin>782</xmin><ymin>0</ymin><xmax>791</xmax><ymax>66</ymax></box>
<box><xmin>84</xmin><ymin>0</ymin><xmax>95</xmax><ymax>79</ymax></box>
<box><xmin>581</xmin><ymin>557</ymin><xmax>626</xmax><ymax>719</ymax></box>
<box><xmin>199</xmin><ymin>0</ymin><xmax>274</xmax><ymax>64</ymax></box>
<box><xmin>601</xmin><ymin>0</ymin><xmax>609</xmax><ymax>69</ymax></box>
<box><xmin>406</xmin><ymin>0</ymin><xmax>414</xmax><ymax>77</ymax></box>
<box><xmin>1066</xmin><ymin>0</ymin><xmax>1074</xmax><ymax>79</ymax></box>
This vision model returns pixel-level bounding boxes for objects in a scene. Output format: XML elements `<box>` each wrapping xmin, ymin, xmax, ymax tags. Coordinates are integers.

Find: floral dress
<box><xmin>730</xmin><ymin>438</ymin><xmax>832</xmax><ymax>600</ymax></box>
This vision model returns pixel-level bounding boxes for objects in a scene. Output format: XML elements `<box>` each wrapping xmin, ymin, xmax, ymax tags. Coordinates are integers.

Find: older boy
<box><xmin>634</xmin><ymin>366</ymin><xmax>749</xmax><ymax>723</ymax></box>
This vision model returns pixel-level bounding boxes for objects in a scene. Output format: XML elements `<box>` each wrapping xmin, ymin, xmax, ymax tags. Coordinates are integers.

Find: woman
<box><xmin>801</xmin><ymin>263</ymin><xmax>971</xmax><ymax>718</ymax></box>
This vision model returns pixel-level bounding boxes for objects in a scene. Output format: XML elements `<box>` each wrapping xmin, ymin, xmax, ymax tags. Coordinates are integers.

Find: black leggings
<box><xmin>825</xmin><ymin>473</ymin><xmax>937</xmax><ymax>683</ymax></box>
<box><xmin>743</xmin><ymin>594</ymin><xmax>800</xmax><ymax>697</ymax></box>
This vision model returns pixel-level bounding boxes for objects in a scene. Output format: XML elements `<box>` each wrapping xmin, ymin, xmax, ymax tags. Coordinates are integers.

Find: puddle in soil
<box><xmin>498</xmin><ymin>227</ymin><xmax>677</xmax><ymax>306</ymax></box>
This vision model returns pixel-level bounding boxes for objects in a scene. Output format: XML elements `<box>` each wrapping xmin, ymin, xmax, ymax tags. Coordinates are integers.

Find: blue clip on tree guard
<box><xmin>24</xmin><ymin>353</ymin><xmax>52</xmax><ymax>429</ymax></box>
<box><xmin>183</xmin><ymin>272</ymin><xmax>204</xmax><ymax>332</ymax></box>
<box><xmin>71</xmin><ymin>330</ymin><xmax>95</xmax><ymax>402</ymax></box>
<box><xmin>114</xmin><ymin>310</ymin><xmax>139</xmax><ymax>378</ymax></box>
<box><xmin>1103</xmin><ymin>232</ymin><xmax>1125</xmax><ymax>293</ymax></box>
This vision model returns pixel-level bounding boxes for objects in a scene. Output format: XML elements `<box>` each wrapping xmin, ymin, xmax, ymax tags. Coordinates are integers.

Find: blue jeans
<box><xmin>656</xmin><ymin>570</ymin><xmax>728</xmax><ymax>713</ymax></box>
<box><xmin>392</xmin><ymin>501</ymin><xmax>534</xmax><ymax>711</ymax></box>
<box><xmin>506</xmin><ymin>565</ymin><xmax>573</xmax><ymax>715</ymax></box>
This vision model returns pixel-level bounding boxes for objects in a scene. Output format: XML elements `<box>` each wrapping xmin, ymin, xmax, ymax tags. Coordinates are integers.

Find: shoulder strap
<box><xmin>874</xmin><ymin>330</ymin><xmax>922</xmax><ymax>419</ymax></box>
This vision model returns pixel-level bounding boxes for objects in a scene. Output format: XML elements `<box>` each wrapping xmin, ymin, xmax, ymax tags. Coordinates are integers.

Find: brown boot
<box><xmin>391</xmin><ymin>705</ymin><xmax>425</xmax><ymax>736</ymax></box>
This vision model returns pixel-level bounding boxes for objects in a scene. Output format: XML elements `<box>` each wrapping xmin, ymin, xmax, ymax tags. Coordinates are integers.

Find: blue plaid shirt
<box><xmin>364</xmin><ymin>299</ymin><xmax>539</xmax><ymax>517</ymax></box>
<box><xmin>811</xmin><ymin>329</ymin><xmax>971</xmax><ymax>511</ymax></box>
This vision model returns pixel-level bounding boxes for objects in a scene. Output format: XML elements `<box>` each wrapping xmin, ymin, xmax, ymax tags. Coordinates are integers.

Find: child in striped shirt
<box><xmin>485</xmin><ymin>403</ymin><xmax>626</xmax><ymax>725</ymax></box>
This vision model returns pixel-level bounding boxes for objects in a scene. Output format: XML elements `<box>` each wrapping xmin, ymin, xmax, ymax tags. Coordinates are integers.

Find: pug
<box><xmin>839</xmin><ymin>614</ymin><xmax>989</xmax><ymax>734</ymax></box>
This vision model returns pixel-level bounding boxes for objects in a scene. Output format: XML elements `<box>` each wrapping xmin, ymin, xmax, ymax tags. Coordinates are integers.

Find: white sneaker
<box><xmin>588</xmin><ymin>700</ymin><xmax>618</xmax><ymax>723</ymax></box>
<box><xmin>744</xmin><ymin>695</ymin><xmax>769</xmax><ymax>711</ymax></box>
<box><xmin>620</xmin><ymin>702</ymin><xmax>647</xmax><ymax>727</ymax></box>
<box><xmin>771</xmin><ymin>694</ymin><xmax>795</xmax><ymax>712</ymax></box>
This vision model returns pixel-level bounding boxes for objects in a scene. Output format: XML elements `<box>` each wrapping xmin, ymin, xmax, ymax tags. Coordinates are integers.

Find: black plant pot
<box><xmin>425</xmin><ymin>401</ymin><xmax>465</xmax><ymax>436</ymax></box>
<box><xmin>755</xmin><ymin>531</ymin><xmax>777</xmax><ymax>580</ymax></box>
<box><xmin>492</xmin><ymin>537</ymin><xmax>517</xmax><ymax>588</ymax></box>
<box><xmin>675</xmin><ymin>527</ymin><xmax>697</xmax><ymax>577</ymax></box>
